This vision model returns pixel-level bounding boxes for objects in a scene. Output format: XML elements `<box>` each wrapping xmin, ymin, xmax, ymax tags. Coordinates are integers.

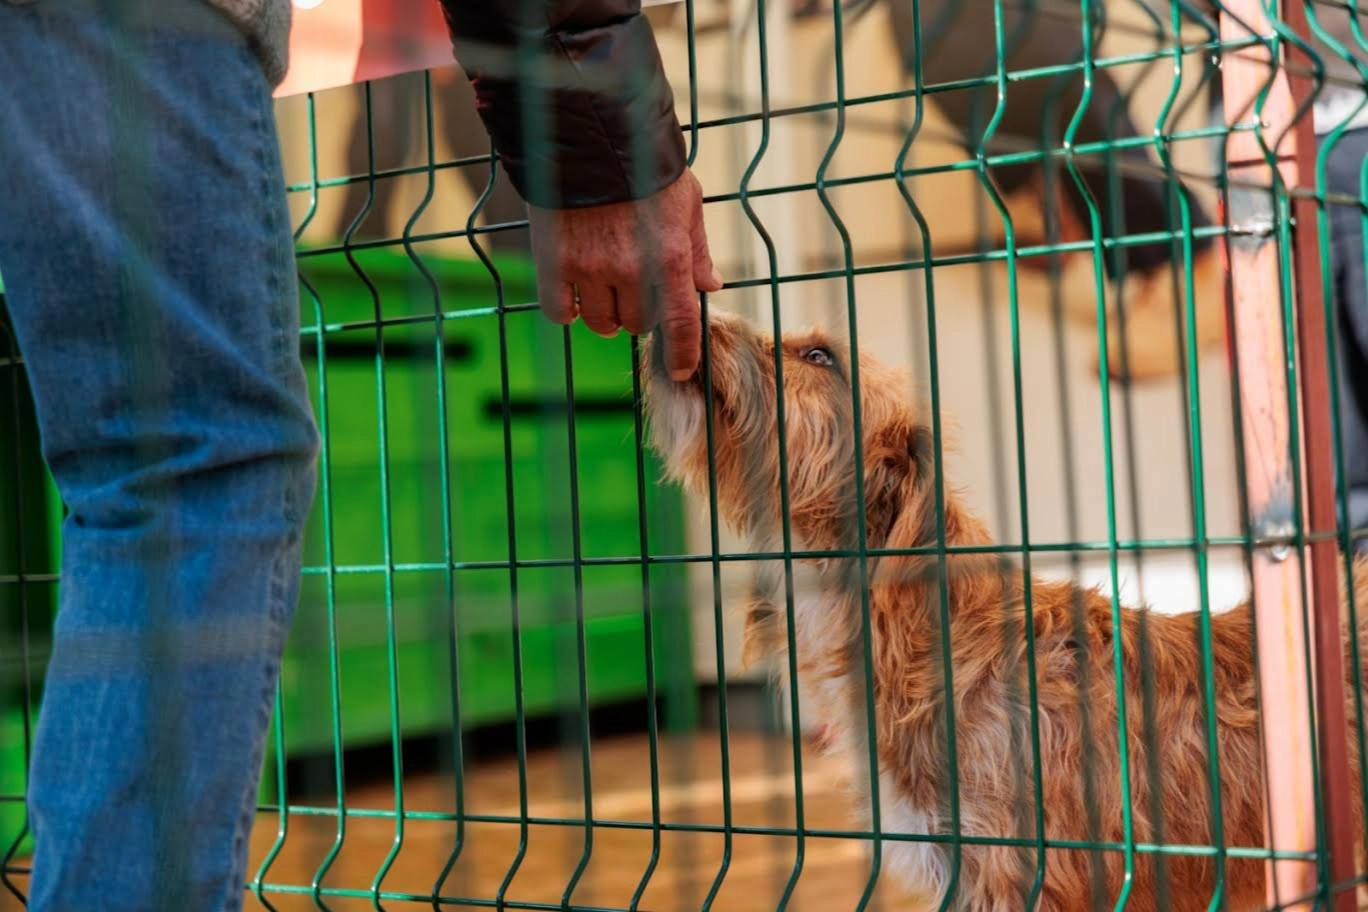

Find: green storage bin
<box><xmin>0</xmin><ymin>299</ymin><xmax>59</xmax><ymax>859</ymax></box>
<box><xmin>261</xmin><ymin>248</ymin><xmax>695</xmax><ymax>782</ymax></box>
<box><xmin>0</xmin><ymin>705</ymin><xmax>37</xmax><ymax>859</ymax></box>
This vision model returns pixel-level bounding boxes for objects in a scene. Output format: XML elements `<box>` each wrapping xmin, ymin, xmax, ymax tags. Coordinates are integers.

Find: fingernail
<box><xmin>710</xmin><ymin>267</ymin><xmax>725</xmax><ymax>289</ymax></box>
<box><xmin>669</xmin><ymin>367</ymin><xmax>695</xmax><ymax>382</ymax></box>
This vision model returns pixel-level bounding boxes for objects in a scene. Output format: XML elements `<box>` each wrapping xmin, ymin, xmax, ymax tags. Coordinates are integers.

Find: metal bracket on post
<box><xmin>1225</xmin><ymin>179</ymin><xmax>1278</xmax><ymax>252</ymax></box>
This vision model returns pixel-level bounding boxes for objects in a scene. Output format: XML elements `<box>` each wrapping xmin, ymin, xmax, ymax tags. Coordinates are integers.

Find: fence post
<box><xmin>1219</xmin><ymin>0</ymin><xmax>1355</xmax><ymax>907</ymax></box>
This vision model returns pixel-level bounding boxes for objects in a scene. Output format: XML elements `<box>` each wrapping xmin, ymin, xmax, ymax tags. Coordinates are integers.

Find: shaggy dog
<box><xmin>641</xmin><ymin>312</ymin><xmax>1368</xmax><ymax>911</ymax></box>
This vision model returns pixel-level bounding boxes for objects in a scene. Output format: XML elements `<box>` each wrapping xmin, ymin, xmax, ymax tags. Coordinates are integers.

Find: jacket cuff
<box><xmin>450</xmin><ymin>13</ymin><xmax>689</xmax><ymax>209</ymax></box>
<box><xmin>494</xmin><ymin>85</ymin><xmax>688</xmax><ymax>210</ymax></box>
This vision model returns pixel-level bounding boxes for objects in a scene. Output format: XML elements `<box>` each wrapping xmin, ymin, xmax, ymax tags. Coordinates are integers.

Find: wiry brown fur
<box><xmin>642</xmin><ymin>313</ymin><xmax>1368</xmax><ymax>911</ymax></box>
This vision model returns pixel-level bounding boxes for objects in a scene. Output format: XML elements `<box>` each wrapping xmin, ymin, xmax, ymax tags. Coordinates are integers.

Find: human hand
<box><xmin>526</xmin><ymin>168</ymin><xmax>724</xmax><ymax>381</ymax></box>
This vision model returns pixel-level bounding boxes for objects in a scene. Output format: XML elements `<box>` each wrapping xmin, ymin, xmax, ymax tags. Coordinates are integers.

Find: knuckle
<box><xmin>540</xmin><ymin>300</ymin><xmax>575</xmax><ymax>324</ymax></box>
<box><xmin>661</xmin><ymin>313</ymin><xmax>700</xmax><ymax>340</ymax></box>
<box><xmin>622</xmin><ymin>311</ymin><xmax>656</xmax><ymax>335</ymax></box>
<box><xmin>661</xmin><ymin>284</ymin><xmax>702</xmax><ymax>312</ymax></box>
<box><xmin>660</xmin><ymin>237</ymin><xmax>691</xmax><ymax>267</ymax></box>
<box><xmin>571</xmin><ymin>251</ymin><xmax>619</xmax><ymax>283</ymax></box>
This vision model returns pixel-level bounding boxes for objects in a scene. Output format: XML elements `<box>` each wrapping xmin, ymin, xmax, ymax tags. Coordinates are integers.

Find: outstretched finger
<box><xmin>660</xmin><ymin>270</ymin><xmax>702</xmax><ymax>381</ymax></box>
<box><xmin>690</xmin><ymin>189</ymin><xmax>724</xmax><ymax>292</ymax></box>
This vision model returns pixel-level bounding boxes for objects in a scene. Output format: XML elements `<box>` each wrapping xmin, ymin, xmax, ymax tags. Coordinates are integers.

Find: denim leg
<box><xmin>0</xmin><ymin>4</ymin><xmax>318</xmax><ymax>911</ymax></box>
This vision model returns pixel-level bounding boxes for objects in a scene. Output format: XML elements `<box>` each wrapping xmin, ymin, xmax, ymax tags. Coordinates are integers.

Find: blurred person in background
<box><xmin>883</xmin><ymin>0</ymin><xmax>1367</xmax><ymax>394</ymax></box>
<box><xmin>1302</xmin><ymin>5</ymin><xmax>1368</xmax><ymax>555</ymax></box>
<box><xmin>333</xmin><ymin>0</ymin><xmax>685</xmax><ymax>250</ymax></box>
<box><xmin>890</xmin><ymin>0</ymin><xmax>1368</xmax><ymax>544</ymax></box>
<box><xmin>333</xmin><ymin>0</ymin><xmax>531</xmax><ymax>250</ymax></box>
<box><xmin>1166</xmin><ymin>0</ymin><xmax>1368</xmax><ymax>553</ymax></box>
<box><xmin>0</xmin><ymin>1</ymin><xmax>716</xmax><ymax>910</ymax></box>
<box><xmin>886</xmin><ymin>0</ymin><xmax>1227</xmax><ymax>383</ymax></box>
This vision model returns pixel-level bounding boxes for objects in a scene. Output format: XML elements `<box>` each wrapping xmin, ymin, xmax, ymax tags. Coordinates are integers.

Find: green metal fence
<box><xmin>4</xmin><ymin>0</ymin><xmax>1368</xmax><ymax>908</ymax></box>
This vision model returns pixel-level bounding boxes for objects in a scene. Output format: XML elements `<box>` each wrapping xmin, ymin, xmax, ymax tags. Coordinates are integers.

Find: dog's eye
<box><xmin>802</xmin><ymin>346</ymin><xmax>834</xmax><ymax>367</ymax></box>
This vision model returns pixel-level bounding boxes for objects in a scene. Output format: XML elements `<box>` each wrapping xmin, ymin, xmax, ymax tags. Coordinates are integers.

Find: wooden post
<box><xmin>1220</xmin><ymin>0</ymin><xmax>1355</xmax><ymax>907</ymax></box>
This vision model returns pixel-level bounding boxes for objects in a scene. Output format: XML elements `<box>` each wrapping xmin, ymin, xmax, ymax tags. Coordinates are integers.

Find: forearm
<box><xmin>439</xmin><ymin>0</ymin><xmax>687</xmax><ymax>209</ymax></box>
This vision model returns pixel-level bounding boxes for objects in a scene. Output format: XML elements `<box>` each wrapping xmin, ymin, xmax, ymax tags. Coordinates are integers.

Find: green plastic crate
<box><xmin>0</xmin><ymin>302</ymin><xmax>59</xmax><ymax>860</ymax></box>
<box><xmin>261</xmin><ymin>248</ymin><xmax>695</xmax><ymax>781</ymax></box>
<box><xmin>5</xmin><ymin>252</ymin><xmax>695</xmax><ymax>816</ymax></box>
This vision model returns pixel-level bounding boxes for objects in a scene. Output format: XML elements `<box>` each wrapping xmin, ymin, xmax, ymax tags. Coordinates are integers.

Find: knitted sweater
<box><xmin>206</xmin><ymin>0</ymin><xmax>292</xmax><ymax>86</ymax></box>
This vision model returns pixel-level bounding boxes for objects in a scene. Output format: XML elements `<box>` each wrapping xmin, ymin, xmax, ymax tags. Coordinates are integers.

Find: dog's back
<box><xmin>1007</xmin><ymin>555</ymin><xmax>1368</xmax><ymax>911</ymax></box>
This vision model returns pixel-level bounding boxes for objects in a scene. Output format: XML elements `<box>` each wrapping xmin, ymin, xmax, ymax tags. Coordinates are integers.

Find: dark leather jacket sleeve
<box><xmin>439</xmin><ymin>1</ymin><xmax>688</xmax><ymax>210</ymax></box>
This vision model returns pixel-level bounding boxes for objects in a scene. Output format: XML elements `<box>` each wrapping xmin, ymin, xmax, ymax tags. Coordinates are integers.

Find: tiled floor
<box><xmin>0</xmin><ymin>730</ymin><xmax>919</xmax><ymax>912</ymax></box>
<box><xmin>239</xmin><ymin>731</ymin><xmax>915</xmax><ymax>912</ymax></box>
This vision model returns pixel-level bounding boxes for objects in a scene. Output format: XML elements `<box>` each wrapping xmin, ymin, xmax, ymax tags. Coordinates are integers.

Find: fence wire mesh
<box><xmin>3</xmin><ymin>0</ymin><xmax>1368</xmax><ymax>908</ymax></box>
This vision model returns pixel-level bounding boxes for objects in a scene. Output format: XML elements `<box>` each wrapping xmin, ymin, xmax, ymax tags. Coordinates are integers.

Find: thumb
<box><xmin>689</xmin><ymin>197</ymin><xmax>724</xmax><ymax>293</ymax></box>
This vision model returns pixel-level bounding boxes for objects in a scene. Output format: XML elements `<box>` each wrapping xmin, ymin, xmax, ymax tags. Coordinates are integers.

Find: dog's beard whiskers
<box><xmin>643</xmin><ymin>380</ymin><xmax>704</xmax><ymax>482</ymax></box>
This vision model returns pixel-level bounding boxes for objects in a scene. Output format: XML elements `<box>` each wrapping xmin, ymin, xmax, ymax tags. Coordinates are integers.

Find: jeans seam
<box><xmin>219</xmin><ymin>56</ymin><xmax>303</xmax><ymax>912</ymax></box>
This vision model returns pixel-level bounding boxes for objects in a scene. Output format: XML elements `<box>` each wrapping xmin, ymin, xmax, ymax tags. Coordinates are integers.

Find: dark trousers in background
<box><xmin>1327</xmin><ymin>128</ymin><xmax>1368</xmax><ymax>548</ymax></box>
<box><xmin>339</xmin><ymin>0</ymin><xmax>530</xmax><ymax>251</ymax></box>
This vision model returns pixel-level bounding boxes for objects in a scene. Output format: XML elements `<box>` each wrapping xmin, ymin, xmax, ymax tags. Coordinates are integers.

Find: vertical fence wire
<box><xmin>1152</xmin><ymin>1</ymin><xmax>1232</xmax><ymax>907</ymax></box>
<box><xmin>332</xmin><ymin>81</ymin><xmax>409</xmax><ymax>911</ymax></box>
<box><xmin>1121</xmin><ymin>7</ymin><xmax>1214</xmax><ymax>908</ymax></box>
<box><xmin>697</xmin><ymin>294</ymin><xmax>737</xmax><ymax>912</ymax></box>
<box><xmin>812</xmin><ymin>2</ymin><xmax>888</xmax><ymax>908</ymax></box>
<box><xmin>556</xmin><ymin>320</ymin><xmax>595</xmax><ymax>910</ymax></box>
<box><xmin>627</xmin><ymin>335</ymin><xmax>666</xmax><ymax>912</ymax></box>
<box><xmin>398</xmin><ymin>70</ymin><xmax>470</xmax><ymax>912</ymax></box>
<box><xmin>972</xmin><ymin>0</ymin><xmax>1058</xmax><ymax>905</ymax></box>
<box><xmin>478</xmin><ymin>133</ymin><xmax>534</xmax><ymax>910</ymax></box>
<box><xmin>1063</xmin><ymin>0</ymin><xmax>1141</xmax><ymax>903</ymax></box>
<box><xmin>296</xmin><ymin>87</ymin><xmax>351</xmax><ymax>910</ymax></box>
<box><xmin>735</xmin><ymin>1</ymin><xmax>810</xmax><ymax>910</ymax></box>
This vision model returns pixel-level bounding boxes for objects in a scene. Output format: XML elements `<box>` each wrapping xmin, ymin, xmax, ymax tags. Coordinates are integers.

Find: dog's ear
<box><xmin>864</xmin><ymin>419</ymin><xmax>934</xmax><ymax>549</ymax></box>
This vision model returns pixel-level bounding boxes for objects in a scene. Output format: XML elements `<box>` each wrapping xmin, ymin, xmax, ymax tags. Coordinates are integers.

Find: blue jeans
<box><xmin>0</xmin><ymin>3</ymin><xmax>319</xmax><ymax>910</ymax></box>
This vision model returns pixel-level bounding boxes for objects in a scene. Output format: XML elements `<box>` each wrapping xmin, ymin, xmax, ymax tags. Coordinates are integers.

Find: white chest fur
<box><xmin>777</xmin><ymin>557</ymin><xmax>951</xmax><ymax>906</ymax></box>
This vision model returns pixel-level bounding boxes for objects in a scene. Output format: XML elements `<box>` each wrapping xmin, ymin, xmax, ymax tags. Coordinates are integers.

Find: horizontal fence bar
<box><xmin>0</xmin><ymin>531</ymin><xmax>1356</xmax><ymax>588</ymax></box>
